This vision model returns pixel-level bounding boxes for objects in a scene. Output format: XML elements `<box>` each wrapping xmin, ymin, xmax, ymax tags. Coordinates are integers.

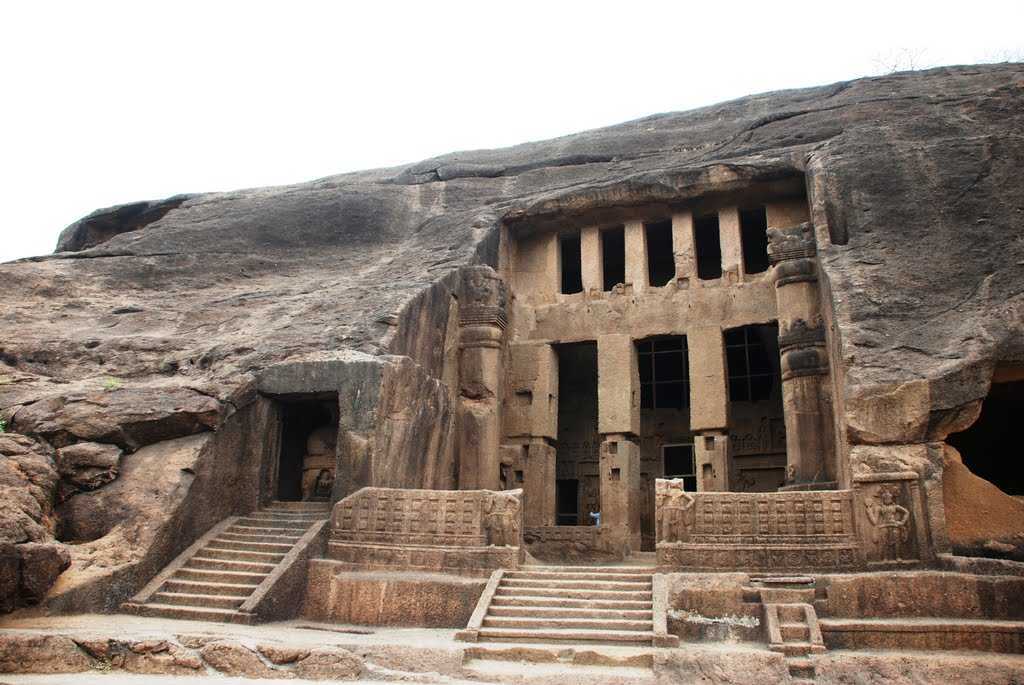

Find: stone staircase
<box><xmin>746</xmin><ymin>576</ymin><xmax>826</xmax><ymax>684</ymax></box>
<box><xmin>459</xmin><ymin>566</ymin><xmax>664</xmax><ymax>646</ymax></box>
<box><xmin>123</xmin><ymin>501</ymin><xmax>330</xmax><ymax>624</ymax></box>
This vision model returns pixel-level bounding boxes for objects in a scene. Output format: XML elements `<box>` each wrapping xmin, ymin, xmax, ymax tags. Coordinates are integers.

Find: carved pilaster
<box><xmin>768</xmin><ymin>223</ymin><xmax>817</xmax><ymax>286</ymax></box>
<box><xmin>778</xmin><ymin>318</ymin><xmax>829</xmax><ymax>380</ymax></box>
<box><xmin>456</xmin><ymin>267</ymin><xmax>508</xmax><ymax>491</ymax></box>
<box><xmin>769</xmin><ymin>223</ymin><xmax>836</xmax><ymax>489</ymax></box>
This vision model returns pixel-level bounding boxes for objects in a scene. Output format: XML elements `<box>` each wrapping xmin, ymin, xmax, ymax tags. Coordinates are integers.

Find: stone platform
<box><xmin>2</xmin><ymin>614</ymin><xmax>1024</xmax><ymax>684</ymax></box>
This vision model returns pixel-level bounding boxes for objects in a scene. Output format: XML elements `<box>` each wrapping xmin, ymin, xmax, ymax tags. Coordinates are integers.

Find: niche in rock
<box><xmin>276</xmin><ymin>395</ymin><xmax>340</xmax><ymax>501</ymax></box>
<box><xmin>947</xmin><ymin>378</ymin><xmax>1023</xmax><ymax>496</ymax></box>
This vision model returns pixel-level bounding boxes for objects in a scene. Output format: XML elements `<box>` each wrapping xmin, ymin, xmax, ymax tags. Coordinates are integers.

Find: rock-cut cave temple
<box><xmin>0</xmin><ymin>64</ymin><xmax>1022</xmax><ymax>683</ymax></box>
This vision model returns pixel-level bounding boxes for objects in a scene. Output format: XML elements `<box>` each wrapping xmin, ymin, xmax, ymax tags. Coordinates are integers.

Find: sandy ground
<box><xmin>0</xmin><ymin>677</ymin><xmax>485</xmax><ymax>685</ymax></box>
<box><xmin>0</xmin><ymin>612</ymin><xmax>663</xmax><ymax>659</ymax></box>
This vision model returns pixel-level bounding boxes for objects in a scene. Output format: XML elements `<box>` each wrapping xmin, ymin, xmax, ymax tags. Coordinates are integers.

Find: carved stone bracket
<box><xmin>458</xmin><ymin>267</ymin><xmax>508</xmax><ymax>330</ymax></box>
<box><xmin>779</xmin><ymin>318</ymin><xmax>829</xmax><ymax>379</ymax></box>
<box><xmin>767</xmin><ymin>222</ymin><xmax>816</xmax><ymax>263</ymax></box>
<box><xmin>768</xmin><ymin>223</ymin><xmax>818</xmax><ymax>286</ymax></box>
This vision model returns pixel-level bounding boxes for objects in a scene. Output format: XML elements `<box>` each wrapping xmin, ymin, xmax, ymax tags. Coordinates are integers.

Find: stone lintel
<box><xmin>687</xmin><ymin>326</ymin><xmax>729</xmax><ymax>431</ymax></box>
<box><xmin>597</xmin><ymin>334</ymin><xmax>640</xmax><ymax>437</ymax></box>
<box><xmin>624</xmin><ymin>220</ymin><xmax>647</xmax><ymax>292</ymax></box>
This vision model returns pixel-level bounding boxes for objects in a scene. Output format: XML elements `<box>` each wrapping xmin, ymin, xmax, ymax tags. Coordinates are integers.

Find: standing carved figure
<box><xmin>660</xmin><ymin>486</ymin><xmax>696</xmax><ymax>542</ymax></box>
<box><xmin>301</xmin><ymin>425</ymin><xmax>337</xmax><ymax>501</ymax></box>
<box><xmin>485</xmin><ymin>492</ymin><xmax>521</xmax><ymax>547</ymax></box>
<box><xmin>865</xmin><ymin>488</ymin><xmax>910</xmax><ymax>560</ymax></box>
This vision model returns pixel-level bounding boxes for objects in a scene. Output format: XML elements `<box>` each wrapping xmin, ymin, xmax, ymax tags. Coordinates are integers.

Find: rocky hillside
<box><xmin>1</xmin><ymin>64</ymin><xmax>1022</xmax><ymax>610</ymax></box>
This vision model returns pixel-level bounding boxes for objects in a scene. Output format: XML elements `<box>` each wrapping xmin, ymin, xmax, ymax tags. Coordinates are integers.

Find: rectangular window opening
<box><xmin>740</xmin><ymin>206</ymin><xmax>770</xmax><ymax>274</ymax></box>
<box><xmin>601</xmin><ymin>226</ymin><xmax>625</xmax><ymax>291</ymax></box>
<box><xmin>560</xmin><ymin>232</ymin><xmax>583</xmax><ymax>294</ymax></box>
<box><xmin>663</xmin><ymin>443</ymin><xmax>697</xmax><ymax>492</ymax></box>
<box><xmin>694</xmin><ymin>214</ymin><xmax>722</xmax><ymax>280</ymax></box>
<box><xmin>556</xmin><ymin>479</ymin><xmax>579</xmax><ymax>526</ymax></box>
<box><xmin>637</xmin><ymin>336</ymin><xmax>690</xmax><ymax>410</ymax></box>
<box><xmin>644</xmin><ymin>219</ymin><xmax>675</xmax><ymax>287</ymax></box>
<box><xmin>725</xmin><ymin>323</ymin><xmax>780</xmax><ymax>403</ymax></box>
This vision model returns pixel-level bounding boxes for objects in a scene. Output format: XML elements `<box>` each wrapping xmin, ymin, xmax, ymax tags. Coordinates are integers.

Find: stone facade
<box><xmin>0</xmin><ymin>67</ymin><xmax>1022</xmax><ymax>685</ymax></box>
<box><xmin>326</xmin><ymin>487</ymin><xmax>523</xmax><ymax>574</ymax></box>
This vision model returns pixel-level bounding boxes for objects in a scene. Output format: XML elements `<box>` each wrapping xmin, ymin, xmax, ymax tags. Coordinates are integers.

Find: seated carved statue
<box><xmin>300</xmin><ymin>424</ymin><xmax>337</xmax><ymax>501</ymax></box>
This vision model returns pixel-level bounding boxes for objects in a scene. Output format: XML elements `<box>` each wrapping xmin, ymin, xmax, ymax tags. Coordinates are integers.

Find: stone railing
<box><xmin>655</xmin><ymin>479</ymin><xmax>862</xmax><ymax>572</ymax></box>
<box><xmin>327</xmin><ymin>487</ymin><xmax>523</xmax><ymax>574</ymax></box>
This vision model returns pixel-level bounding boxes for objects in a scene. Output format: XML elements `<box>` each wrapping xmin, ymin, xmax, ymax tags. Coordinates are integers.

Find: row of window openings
<box><xmin>557</xmin><ymin>444</ymin><xmax>700</xmax><ymax>524</ymax></box>
<box><xmin>637</xmin><ymin>328</ymin><xmax>776</xmax><ymax>410</ymax></box>
<box><xmin>556</xmin><ymin>444</ymin><xmax>698</xmax><ymax>523</ymax></box>
<box><xmin>559</xmin><ymin>207</ymin><xmax>770</xmax><ymax>294</ymax></box>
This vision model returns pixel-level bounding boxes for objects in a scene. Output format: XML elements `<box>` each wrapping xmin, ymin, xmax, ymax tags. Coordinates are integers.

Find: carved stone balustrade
<box><xmin>655</xmin><ymin>479</ymin><xmax>862</xmax><ymax>572</ymax></box>
<box><xmin>327</xmin><ymin>487</ymin><xmax>523</xmax><ymax>575</ymax></box>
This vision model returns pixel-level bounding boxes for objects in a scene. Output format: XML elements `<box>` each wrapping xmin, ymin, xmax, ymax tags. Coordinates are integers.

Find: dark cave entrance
<box><xmin>947</xmin><ymin>379</ymin><xmax>1023</xmax><ymax>496</ymax></box>
<box><xmin>555</xmin><ymin>341</ymin><xmax>599</xmax><ymax>526</ymax></box>
<box><xmin>275</xmin><ymin>395</ymin><xmax>339</xmax><ymax>502</ymax></box>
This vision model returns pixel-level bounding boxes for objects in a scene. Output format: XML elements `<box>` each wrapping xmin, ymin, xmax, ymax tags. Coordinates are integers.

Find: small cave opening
<box><xmin>947</xmin><ymin>379</ymin><xmax>1023</xmax><ymax>496</ymax></box>
<box><xmin>644</xmin><ymin>219</ymin><xmax>675</xmax><ymax>287</ymax></box>
<box><xmin>559</xmin><ymin>232</ymin><xmax>583</xmax><ymax>294</ymax></box>
<box><xmin>276</xmin><ymin>395</ymin><xmax>340</xmax><ymax>502</ymax></box>
<box><xmin>694</xmin><ymin>214</ymin><xmax>722</xmax><ymax>280</ymax></box>
<box><xmin>740</xmin><ymin>206</ymin><xmax>770</xmax><ymax>274</ymax></box>
<box><xmin>601</xmin><ymin>225</ymin><xmax>626</xmax><ymax>291</ymax></box>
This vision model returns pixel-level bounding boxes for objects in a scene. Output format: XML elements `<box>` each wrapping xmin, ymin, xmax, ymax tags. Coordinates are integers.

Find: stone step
<box><xmin>173</xmin><ymin>567</ymin><xmax>269</xmax><ymax>585</ymax></box>
<box><xmin>505</xmin><ymin>571</ymin><xmax>653</xmax><ymax>583</ymax></box>
<box><xmin>202</xmin><ymin>547</ymin><xmax>286</xmax><ymax>563</ymax></box>
<box><xmin>501</xmin><ymin>578</ymin><xmax>652</xmax><ymax>592</ymax></box>
<box><xmin>186</xmin><ymin>556</ymin><xmax>278</xmax><ymax>573</ymax></box>
<box><xmin>151</xmin><ymin>591</ymin><xmax>248</xmax><ymax>610</ymax></box>
<box><xmin>777</xmin><ymin>604</ymin><xmax>808</xmax><ymax>623</ymax></box>
<box><xmin>248</xmin><ymin>513</ymin><xmax>324</xmax><ymax>523</ymax></box>
<box><xmin>787</xmin><ymin>657</ymin><xmax>816</xmax><ymax>680</ymax></box>
<box><xmin>236</xmin><ymin>516</ymin><xmax>316</xmax><ymax>528</ymax></box>
<box><xmin>209</xmin><ymin>538</ymin><xmax>294</xmax><ymax>553</ymax></box>
<box><xmin>772</xmin><ymin>641</ymin><xmax>814</xmax><ymax>657</ymax></box>
<box><xmin>488</xmin><ymin>606</ymin><xmax>653</xmax><ymax>620</ymax></box>
<box><xmin>477</xmin><ymin>627</ymin><xmax>655</xmax><ymax>645</ymax></box>
<box><xmin>123</xmin><ymin>602</ymin><xmax>256</xmax><ymax>624</ymax></box>
<box><xmin>494</xmin><ymin>587</ymin><xmax>652</xmax><ymax>601</ymax></box>
<box><xmin>781</xmin><ymin>622</ymin><xmax>811</xmax><ymax>642</ymax></box>
<box><xmin>750</xmin><ymin>575</ymin><xmax>815</xmax><ymax>586</ymax></box>
<box><xmin>490</xmin><ymin>595</ymin><xmax>652</xmax><ymax>610</ymax></box>
<box><xmin>267</xmin><ymin>501</ymin><xmax>331</xmax><ymax>511</ymax></box>
<box><xmin>229</xmin><ymin>524</ymin><xmax>309</xmax><ymax>535</ymax></box>
<box><xmin>482</xmin><ymin>616</ymin><xmax>653</xmax><ymax>632</ymax></box>
<box><xmin>525</xmin><ymin>566</ymin><xmax>658</xmax><ymax>575</ymax></box>
<box><xmin>759</xmin><ymin>588</ymin><xmax>815</xmax><ymax>603</ymax></box>
<box><xmin>162</xmin><ymin>578</ymin><xmax>260</xmax><ymax>596</ymax></box>
<box><xmin>219</xmin><ymin>531</ymin><xmax>303</xmax><ymax>544</ymax></box>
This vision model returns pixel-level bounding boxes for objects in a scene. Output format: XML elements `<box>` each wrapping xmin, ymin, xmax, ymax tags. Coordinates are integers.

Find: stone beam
<box><xmin>624</xmin><ymin>220</ymin><xmax>647</xmax><ymax>293</ymax></box>
<box><xmin>719</xmin><ymin>206</ymin><xmax>743</xmax><ymax>283</ymax></box>
<box><xmin>597</xmin><ymin>334</ymin><xmax>639</xmax><ymax>437</ymax></box>
<box><xmin>672</xmin><ymin>210</ymin><xmax>696</xmax><ymax>286</ymax></box>
<box><xmin>580</xmin><ymin>226</ymin><xmax>602</xmax><ymax>293</ymax></box>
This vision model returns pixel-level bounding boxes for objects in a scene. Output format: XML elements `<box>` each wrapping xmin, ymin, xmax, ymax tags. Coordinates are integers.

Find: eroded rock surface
<box><xmin>0</xmin><ymin>64</ymin><xmax>1022</xmax><ymax>610</ymax></box>
<box><xmin>0</xmin><ymin>434</ymin><xmax>68</xmax><ymax>610</ymax></box>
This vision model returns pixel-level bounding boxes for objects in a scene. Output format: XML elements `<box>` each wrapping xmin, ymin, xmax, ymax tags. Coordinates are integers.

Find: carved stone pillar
<box><xmin>688</xmin><ymin>326</ymin><xmax>730</xmax><ymax>491</ymax></box>
<box><xmin>597</xmin><ymin>335</ymin><xmax>642</xmax><ymax>553</ymax></box>
<box><xmin>457</xmin><ymin>267</ymin><xmax>508</xmax><ymax>491</ymax></box>
<box><xmin>506</xmin><ymin>342</ymin><xmax>558</xmax><ymax>526</ymax></box>
<box><xmin>768</xmin><ymin>223</ymin><xmax>836</xmax><ymax>488</ymax></box>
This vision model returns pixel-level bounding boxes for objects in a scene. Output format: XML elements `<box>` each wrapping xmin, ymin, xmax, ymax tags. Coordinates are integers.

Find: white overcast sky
<box><xmin>1</xmin><ymin>1</ymin><xmax>1021</xmax><ymax>262</ymax></box>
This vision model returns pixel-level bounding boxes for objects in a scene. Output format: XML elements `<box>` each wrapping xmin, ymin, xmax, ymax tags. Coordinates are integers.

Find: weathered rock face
<box><xmin>0</xmin><ymin>64</ymin><xmax>1022</xmax><ymax>610</ymax></box>
<box><xmin>0</xmin><ymin>434</ymin><xmax>69</xmax><ymax>610</ymax></box>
